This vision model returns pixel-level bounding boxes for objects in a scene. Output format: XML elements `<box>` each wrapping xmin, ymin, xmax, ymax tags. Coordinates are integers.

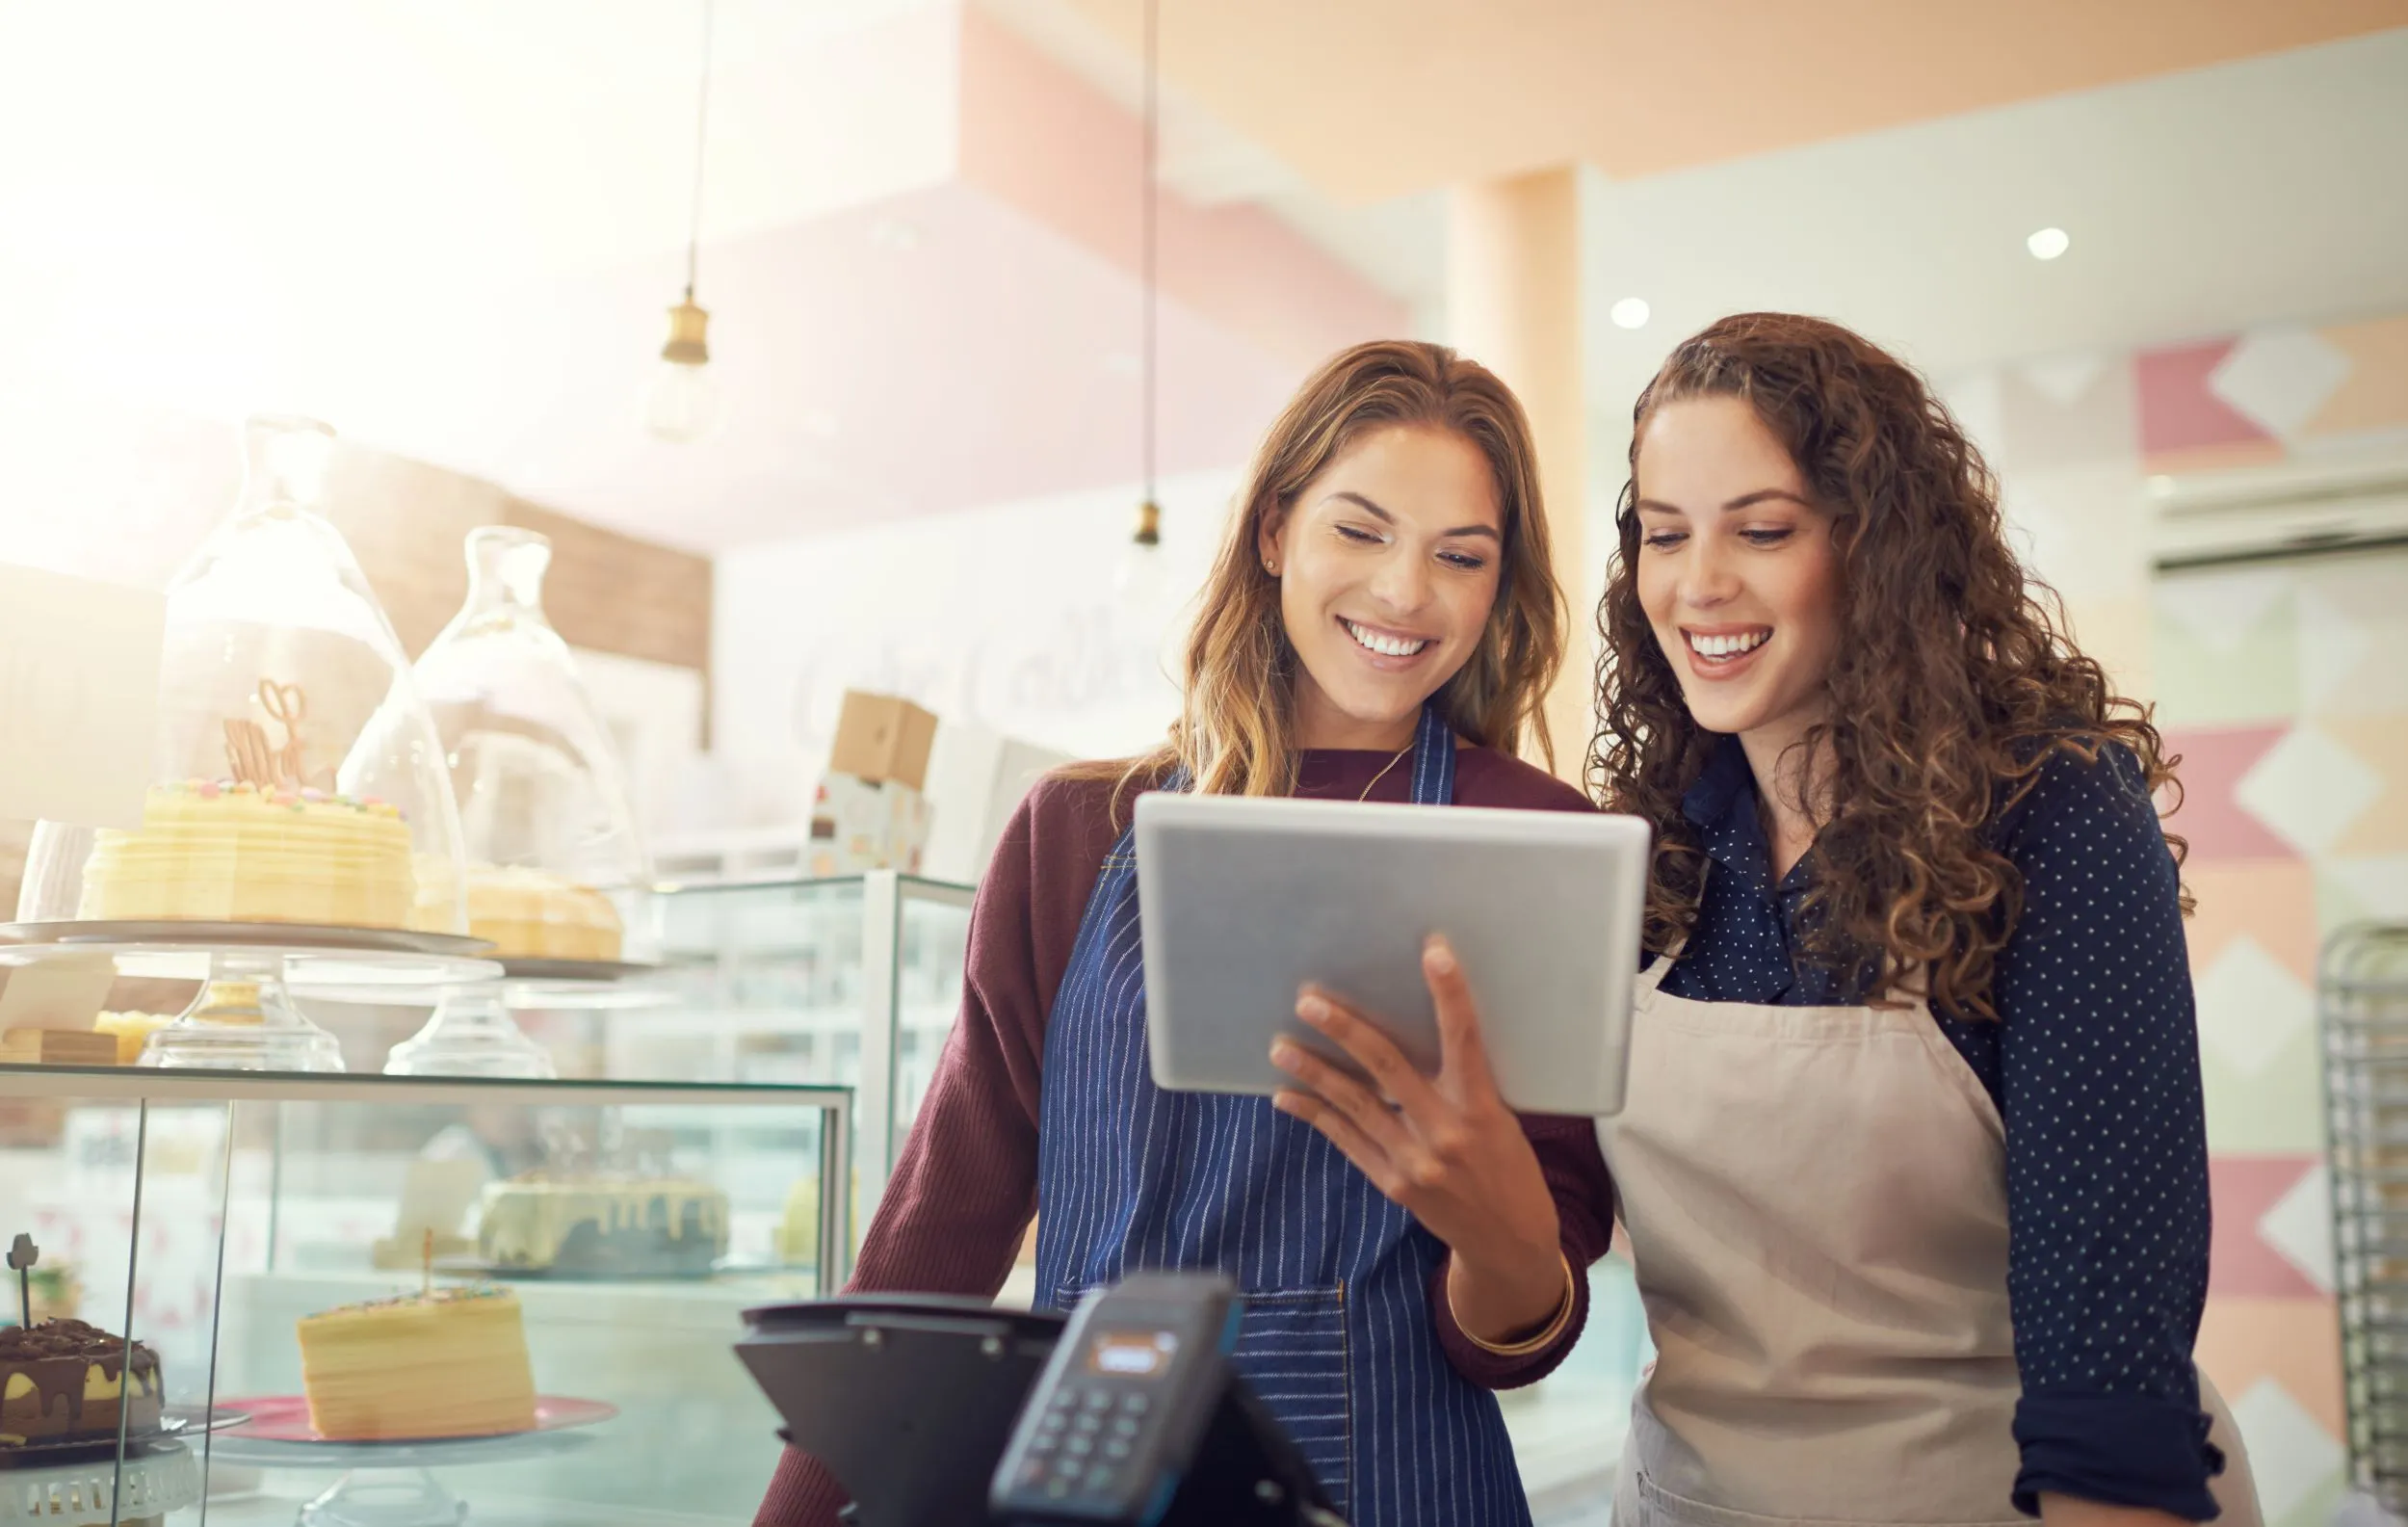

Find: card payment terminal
<box><xmin>988</xmin><ymin>1273</ymin><xmax>1243</xmax><ymax>1520</ymax></box>
<box><xmin>737</xmin><ymin>1273</ymin><xmax>1339</xmax><ymax>1527</ymax></box>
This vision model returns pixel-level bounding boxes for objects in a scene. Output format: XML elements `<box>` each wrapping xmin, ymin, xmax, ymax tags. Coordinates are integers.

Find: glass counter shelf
<box><xmin>620</xmin><ymin>871</ymin><xmax>973</xmax><ymax>1235</ymax></box>
<box><xmin>0</xmin><ymin>1066</ymin><xmax>850</xmax><ymax>1527</ymax></box>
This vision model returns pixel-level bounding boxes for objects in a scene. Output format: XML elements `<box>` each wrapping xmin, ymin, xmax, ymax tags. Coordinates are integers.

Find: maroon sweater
<box><xmin>754</xmin><ymin>746</ymin><xmax>1617</xmax><ymax>1527</ymax></box>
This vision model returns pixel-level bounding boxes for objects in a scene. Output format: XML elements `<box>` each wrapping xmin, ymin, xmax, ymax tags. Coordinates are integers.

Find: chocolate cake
<box><xmin>0</xmin><ymin>1319</ymin><xmax>163</xmax><ymax>1446</ymax></box>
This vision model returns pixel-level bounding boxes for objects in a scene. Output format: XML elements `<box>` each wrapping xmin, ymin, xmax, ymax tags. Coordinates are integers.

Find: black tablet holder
<box><xmin>737</xmin><ymin>1293</ymin><xmax>1339</xmax><ymax>1526</ymax></box>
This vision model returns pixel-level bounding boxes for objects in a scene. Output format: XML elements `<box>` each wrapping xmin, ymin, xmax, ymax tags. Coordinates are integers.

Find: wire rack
<box><xmin>2324</xmin><ymin>923</ymin><xmax>2408</xmax><ymax>1511</ymax></box>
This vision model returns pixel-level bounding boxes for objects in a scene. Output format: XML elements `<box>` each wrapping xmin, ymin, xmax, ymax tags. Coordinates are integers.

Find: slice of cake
<box><xmin>0</xmin><ymin>1318</ymin><xmax>162</xmax><ymax>1446</ymax></box>
<box><xmin>296</xmin><ymin>1285</ymin><xmax>536</xmax><ymax>1440</ymax></box>
<box><xmin>466</xmin><ymin>865</ymin><xmax>624</xmax><ymax>961</ymax></box>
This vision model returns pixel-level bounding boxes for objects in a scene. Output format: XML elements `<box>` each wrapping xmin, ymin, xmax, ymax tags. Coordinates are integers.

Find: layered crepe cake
<box><xmin>79</xmin><ymin>780</ymin><xmax>416</xmax><ymax>929</ymax></box>
<box><xmin>0</xmin><ymin>1318</ymin><xmax>162</xmax><ymax>1447</ymax></box>
<box><xmin>296</xmin><ymin>1285</ymin><xmax>536</xmax><ymax>1440</ymax></box>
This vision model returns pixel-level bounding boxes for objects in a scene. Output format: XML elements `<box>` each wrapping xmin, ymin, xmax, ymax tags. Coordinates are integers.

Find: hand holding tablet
<box><xmin>1134</xmin><ymin>793</ymin><xmax>1649</xmax><ymax>1118</ymax></box>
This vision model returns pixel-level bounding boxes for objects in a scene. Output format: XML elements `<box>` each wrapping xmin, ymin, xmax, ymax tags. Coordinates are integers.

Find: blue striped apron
<box><xmin>1034</xmin><ymin>704</ymin><xmax>1533</xmax><ymax>1527</ymax></box>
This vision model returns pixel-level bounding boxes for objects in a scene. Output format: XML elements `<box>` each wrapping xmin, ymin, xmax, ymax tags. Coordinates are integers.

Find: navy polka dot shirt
<box><xmin>1653</xmin><ymin>736</ymin><xmax>2217</xmax><ymax>1520</ymax></box>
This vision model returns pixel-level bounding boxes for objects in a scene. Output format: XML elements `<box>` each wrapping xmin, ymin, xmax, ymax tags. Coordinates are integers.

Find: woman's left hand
<box><xmin>1269</xmin><ymin>935</ymin><xmax>1569</xmax><ymax>1343</ymax></box>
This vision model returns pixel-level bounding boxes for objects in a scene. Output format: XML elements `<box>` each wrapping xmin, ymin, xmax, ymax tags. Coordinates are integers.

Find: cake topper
<box><xmin>223</xmin><ymin>679</ymin><xmax>335</xmax><ymax>791</ymax></box>
<box><xmin>8</xmin><ymin>1234</ymin><xmax>36</xmax><ymax>1330</ymax></box>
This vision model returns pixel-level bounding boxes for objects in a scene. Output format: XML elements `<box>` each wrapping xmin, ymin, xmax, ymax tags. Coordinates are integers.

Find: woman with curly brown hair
<box><xmin>1275</xmin><ymin>314</ymin><xmax>2262</xmax><ymax>1524</ymax></box>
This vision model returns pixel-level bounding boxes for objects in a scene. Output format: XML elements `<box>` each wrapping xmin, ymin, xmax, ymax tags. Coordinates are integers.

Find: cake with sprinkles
<box><xmin>0</xmin><ymin>1318</ymin><xmax>162</xmax><ymax>1447</ymax></box>
<box><xmin>78</xmin><ymin>779</ymin><xmax>418</xmax><ymax>929</ymax></box>
<box><xmin>296</xmin><ymin>1284</ymin><xmax>536</xmax><ymax>1440</ymax></box>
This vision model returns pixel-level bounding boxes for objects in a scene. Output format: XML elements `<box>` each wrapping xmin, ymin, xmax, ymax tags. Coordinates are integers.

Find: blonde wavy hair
<box><xmin>1081</xmin><ymin>339</ymin><xmax>1564</xmax><ymax>803</ymax></box>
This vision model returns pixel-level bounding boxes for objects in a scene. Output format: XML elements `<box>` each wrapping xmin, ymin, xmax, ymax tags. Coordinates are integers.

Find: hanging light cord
<box><xmin>1140</xmin><ymin>0</ymin><xmax>1160</xmax><ymax>519</ymax></box>
<box><xmin>684</xmin><ymin>0</ymin><xmax>716</xmax><ymax>302</ymax></box>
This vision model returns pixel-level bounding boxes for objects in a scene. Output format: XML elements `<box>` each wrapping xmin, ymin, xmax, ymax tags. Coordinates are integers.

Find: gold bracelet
<box><xmin>1453</xmin><ymin>1250</ymin><xmax>1578</xmax><ymax>1357</ymax></box>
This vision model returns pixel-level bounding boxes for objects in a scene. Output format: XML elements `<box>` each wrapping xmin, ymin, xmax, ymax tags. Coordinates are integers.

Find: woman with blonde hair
<box><xmin>755</xmin><ymin>339</ymin><xmax>1611</xmax><ymax>1527</ymax></box>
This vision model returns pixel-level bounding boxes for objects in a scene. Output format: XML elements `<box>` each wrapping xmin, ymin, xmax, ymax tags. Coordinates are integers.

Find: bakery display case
<box><xmin>388</xmin><ymin>526</ymin><xmax>658</xmax><ymax>1080</ymax></box>
<box><xmin>614</xmin><ymin>870</ymin><xmax>974</xmax><ymax>1235</ymax></box>
<box><xmin>0</xmin><ymin>1065</ymin><xmax>851</xmax><ymax>1527</ymax></box>
<box><xmin>9</xmin><ymin>415</ymin><xmax>484</xmax><ymax>1074</ymax></box>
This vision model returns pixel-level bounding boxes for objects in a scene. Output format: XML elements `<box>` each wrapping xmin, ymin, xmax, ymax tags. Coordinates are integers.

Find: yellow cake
<box><xmin>296</xmin><ymin>1285</ymin><xmax>536</xmax><ymax>1440</ymax></box>
<box><xmin>480</xmin><ymin>1175</ymin><xmax>726</xmax><ymax>1277</ymax></box>
<box><xmin>466</xmin><ymin>865</ymin><xmax>623</xmax><ymax>961</ymax></box>
<box><xmin>93</xmin><ymin>1012</ymin><xmax>172</xmax><ymax>1065</ymax></box>
<box><xmin>79</xmin><ymin>780</ymin><xmax>416</xmax><ymax>929</ymax></box>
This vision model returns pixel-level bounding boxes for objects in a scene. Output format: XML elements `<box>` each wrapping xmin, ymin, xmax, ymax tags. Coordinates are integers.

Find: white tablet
<box><xmin>1134</xmin><ymin>794</ymin><xmax>1650</xmax><ymax>1118</ymax></box>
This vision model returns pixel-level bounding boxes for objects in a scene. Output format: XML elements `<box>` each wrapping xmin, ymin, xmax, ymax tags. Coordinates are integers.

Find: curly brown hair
<box><xmin>1589</xmin><ymin>312</ymin><xmax>2188</xmax><ymax>1019</ymax></box>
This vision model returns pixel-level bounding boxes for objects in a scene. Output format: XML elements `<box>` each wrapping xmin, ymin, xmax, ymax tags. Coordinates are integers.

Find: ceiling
<box><xmin>1054</xmin><ymin>0</ymin><xmax>2408</xmax><ymax>198</ymax></box>
<box><xmin>0</xmin><ymin>2</ymin><xmax>2403</xmax><ymax>557</ymax></box>
<box><xmin>1577</xmin><ymin>27</ymin><xmax>2408</xmax><ymax>412</ymax></box>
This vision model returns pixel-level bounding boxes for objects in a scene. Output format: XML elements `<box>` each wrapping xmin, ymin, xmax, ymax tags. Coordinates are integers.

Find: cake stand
<box><xmin>0</xmin><ymin>923</ymin><xmax>501</xmax><ymax>1073</ymax></box>
<box><xmin>210</xmin><ymin>1397</ymin><xmax>615</xmax><ymax>1527</ymax></box>
<box><xmin>0</xmin><ymin>1408</ymin><xmax>249</xmax><ymax>1527</ymax></box>
<box><xmin>372</xmin><ymin>961</ymin><xmax>669</xmax><ymax>1080</ymax></box>
<box><xmin>0</xmin><ymin>1439</ymin><xmax>202</xmax><ymax>1527</ymax></box>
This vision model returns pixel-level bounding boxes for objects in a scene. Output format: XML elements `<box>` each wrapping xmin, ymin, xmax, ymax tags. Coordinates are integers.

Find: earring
<box><xmin>1264</xmin><ymin>559</ymin><xmax>1278</xmax><ymax>575</ymax></box>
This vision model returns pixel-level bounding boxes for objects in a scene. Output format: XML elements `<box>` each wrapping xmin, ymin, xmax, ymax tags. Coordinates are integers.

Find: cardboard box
<box><xmin>0</xmin><ymin>1029</ymin><xmax>119</xmax><ymax>1066</ymax></box>
<box><xmin>0</xmin><ymin>954</ymin><xmax>116</xmax><ymax>1035</ymax></box>
<box><xmin>922</xmin><ymin>723</ymin><xmax>1071</xmax><ymax>884</ymax></box>
<box><xmin>807</xmin><ymin>773</ymin><xmax>932</xmax><ymax>877</ymax></box>
<box><xmin>826</xmin><ymin>691</ymin><xmax>939</xmax><ymax>792</ymax></box>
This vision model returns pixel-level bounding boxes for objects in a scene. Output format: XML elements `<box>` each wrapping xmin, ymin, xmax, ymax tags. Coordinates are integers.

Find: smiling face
<box><xmin>1258</xmin><ymin>424</ymin><xmax>1506</xmax><ymax>750</ymax></box>
<box><xmin>1633</xmin><ymin>395</ymin><xmax>1844</xmax><ymax>754</ymax></box>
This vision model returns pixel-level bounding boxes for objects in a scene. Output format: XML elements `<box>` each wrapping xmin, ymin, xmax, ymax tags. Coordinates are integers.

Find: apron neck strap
<box><xmin>1403</xmin><ymin>700</ymin><xmax>1456</xmax><ymax>806</ymax></box>
<box><xmin>1636</xmin><ymin>859</ymin><xmax>1709</xmax><ymax>987</ymax></box>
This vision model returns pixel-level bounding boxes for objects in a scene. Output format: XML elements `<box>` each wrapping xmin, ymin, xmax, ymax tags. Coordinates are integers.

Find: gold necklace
<box><xmin>1358</xmin><ymin>741</ymin><xmax>1414</xmax><ymax>802</ymax></box>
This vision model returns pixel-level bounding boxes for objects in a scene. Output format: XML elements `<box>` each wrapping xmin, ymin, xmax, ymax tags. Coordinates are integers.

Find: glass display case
<box><xmin>388</xmin><ymin>525</ymin><xmax>658</xmax><ymax>1080</ymax></box>
<box><xmin>625</xmin><ymin>871</ymin><xmax>973</xmax><ymax>1237</ymax></box>
<box><xmin>0</xmin><ymin>1065</ymin><xmax>849</xmax><ymax>1527</ymax></box>
<box><xmin>11</xmin><ymin>414</ymin><xmax>480</xmax><ymax>1075</ymax></box>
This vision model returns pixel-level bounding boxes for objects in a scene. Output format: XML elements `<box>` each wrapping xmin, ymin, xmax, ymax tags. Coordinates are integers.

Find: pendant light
<box><xmin>1113</xmin><ymin>0</ymin><xmax>1165</xmax><ymax>602</ymax></box>
<box><xmin>645</xmin><ymin>0</ymin><xmax>724</xmax><ymax>443</ymax></box>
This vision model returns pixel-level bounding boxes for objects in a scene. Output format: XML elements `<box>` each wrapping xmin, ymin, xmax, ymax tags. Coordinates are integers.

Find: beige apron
<box><xmin>1599</xmin><ymin>945</ymin><xmax>2262</xmax><ymax>1526</ymax></box>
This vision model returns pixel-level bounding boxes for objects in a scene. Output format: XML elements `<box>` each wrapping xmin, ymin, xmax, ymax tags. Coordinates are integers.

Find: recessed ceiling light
<box><xmin>2027</xmin><ymin>226</ymin><xmax>2071</xmax><ymax>261</ymax></box>
<box><xmin>1610</xmin><ymin>297</ymin><xmax>1650</xmax><ymax>330</ymax></box>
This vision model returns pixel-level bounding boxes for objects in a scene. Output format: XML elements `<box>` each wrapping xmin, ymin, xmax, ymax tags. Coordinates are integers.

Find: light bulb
<box><xmin>644</xmin><ymin>296</ymin><xmax>724</xmax><ymax>443</ymax></box>
<box><xmin>2027</xmin><ymin>226</ymin><xmax>2070</xmax><ymax>261</ymax></box>
<box><xmin>646</xmin><ymin>358</ymin><xmax>724</xmax><ymax>443</ymax></box>
<box><xmin>1610</xmin><ymin>297</ymin><xmax>1651</xmax><ymax>330</ymax></box>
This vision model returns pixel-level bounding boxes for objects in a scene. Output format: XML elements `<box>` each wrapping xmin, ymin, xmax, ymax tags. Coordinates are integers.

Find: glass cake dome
<box><xmin>386</xmin><ymin>526</ymin><xmax>655</xmax><ymax>1078</ymax></box>
<box><xmin>13</xmin><ymin>414</ymin><xmax>474</xmax><ymax>1072</ymax></box>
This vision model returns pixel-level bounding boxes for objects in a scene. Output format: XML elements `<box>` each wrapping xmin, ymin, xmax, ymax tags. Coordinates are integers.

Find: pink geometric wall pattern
<box><xmin>1995</xmin><ymin>353</ymin><xmax>2140</xmax><ymax>470</ymax></box>
<box><xmin>2209</xmin><ymin>1156</ymin><xmax>2328</xmax><ymax>1300</ymax></box>
<box><xmin>2296</xmin><ymin>558</ymin><xmax>2408</xmax><ymax>721</ymax></box>
<box><xmin>2137</xmin><ymin>338</ymin><xmax>2284</xmax><ymax>473</ymax></box>
<box><xmin>2326</xmin><ymin>714</ymin><xmax>2408</xmax><ymax>855</ymax></box>
<box><xmin>2304</xmin><ymin>315</ymin><xmax>2408</xmax><ymax>436</ymax></box>
<box><xmin>2194</xmin><ymin>1297</ymin><xmax>2345</xmax><ymax>1441</ymax></box>
<box><xmin>2209</xmin><ymin>328</ymin><xmax>2353</xmax><ymax>439</ymax></box>
<box><xmin>2186</xmin><ymin>862</ymin><xmax>2319</xmax><ymax>983</ymax></box>
<box><xmin>2161</xmin><ymin>725</ymin><xmax>2303</xmax><ymax>863</ymax></box>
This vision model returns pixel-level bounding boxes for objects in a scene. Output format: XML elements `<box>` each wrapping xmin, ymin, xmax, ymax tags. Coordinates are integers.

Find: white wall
<box><xmin>707</xmin><ymin>467</ymin><xmax>1237</xmax><ymax>828</ymax></box>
